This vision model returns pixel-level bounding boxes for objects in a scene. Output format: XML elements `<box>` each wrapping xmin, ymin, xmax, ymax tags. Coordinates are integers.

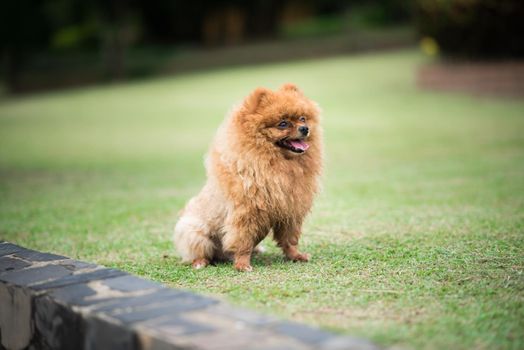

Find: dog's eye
<box><xmin>278</xmin><ymin>120</ymin><xmax>289</xmax><ymax>128</ymax></box>
<box><xmin>299</xmin><ymin>116</ymin><xmax>306</xmax><ymax>122</ymax></box>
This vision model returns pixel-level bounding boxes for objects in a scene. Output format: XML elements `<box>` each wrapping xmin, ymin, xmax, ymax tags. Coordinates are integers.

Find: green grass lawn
<box><xmin>1</xmin><ymin>50</ymin><xmax>523</xmax><ymax>349</ymax></box>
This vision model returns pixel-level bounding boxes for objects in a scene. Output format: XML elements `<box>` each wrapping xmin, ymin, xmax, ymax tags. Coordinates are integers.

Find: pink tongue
<box><xmin>289</xmin><ymin>140</ymin><xmax>309</xmax><ymax>151</ymax></box>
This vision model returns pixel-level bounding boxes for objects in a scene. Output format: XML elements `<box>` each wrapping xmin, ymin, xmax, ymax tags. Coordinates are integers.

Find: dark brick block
<box><xmin>33</xmin><ymin>295</ymin><xmax>86</xmax><ymax>350</ymax></box>
<box><xmin>32</xmin><ymin>268</ymin><xmax>127</xmax><ymax>291</ymax></box>
<box><xmin>170</xmin><ymin>328</ymin><xmax>278</xmax><ymax>350</ymax></box>
<box><xmin>46</xmin><ymin>276</ymin><xmax>163</xmax><ymax>309</ymax></box>
<box><xmin>0</xmin><ymin>283</ymin><xmax>32</xmax><ymax>350</ymax></box>
<box><xmin>274</xmin><ymin>321</ymin><xmax>332</xmax><ymax>345</ymax></box>
<box><xmin>111</xmin><ymin>292</ymin><xmax>218</xmax><ymax>324</ymax></box>
<box><xmin>0</xmin><ymin>256</ymin><xmax>31</xmax><ymax>273</ymax></box>
<box><xmin>13</xmin><ymin>249</ymin><xmax>67</xmax><ymax>262</ymax></box>
<box><xmin>146</xmin><ymin>315</ymin><xmax>215</xmax><ymax>336</ymax></box>
<box><xmin>85</xmin><ymin>315</ymin><xmax>138</xmax><ymax>350</ymax></box>
<box><xmin>91</xmin><ymin>288</ymin><xmax>187</xmax><ymax>313</ymax></box>
<box><xmin>101</xmin><ymin>275</ymin><xmax>163</xmax><ymax>292</ymax></box>
<box><xmin>59</xmin><ymin>259</ymin><xmax>97</xmax><ymax>271</ymax></box>
<box><xmin>0</xmin><ymin>242</ymin><xmax>24</xmax><ymax>257</ymax></box>
<box><xmin>47</xmin><ymin>283</ymin><xmax>99</xmax><ymax>306</ymax></box>
<box><xmin>0</xmin><ymin>264</ymin><xmax>72</xmax><ymax>286</ymax></box>
<box><xmin>208</xmin><ymin>304</ymin><xmax>277</xmax><ymax>327</ymax></box>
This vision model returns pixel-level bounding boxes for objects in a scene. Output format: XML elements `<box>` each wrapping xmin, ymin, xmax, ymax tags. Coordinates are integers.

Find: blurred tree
<box><xmin>1</xmin><ymin>0</ymin><xmax>415</xmax><ymax>93</ymax></box>
<box><xmin>96</xmin><ymin>0</ymin><xmax>140</xmax><ymax>80</ymax></box>
<box><xmin>138</xmin><ymin>0</ymin><xmax>204</xmax><ymax>43</ymax></box>
<box><xmin>347</xmin><ymin>0</ymin><xmax>413</xmax><ymax>29</ymax></box>
<box><xmin>137</xmin><ymin>0</ymin><xmax>283</xmax><ymax>46</ymax></box>
<box><xmin>0</xmin><ymin>0</ymin><xmax>50</xmax><ymax>92</ymax></box>
<box><xmin>45</xmin><ymin>0</ymin><xmax>101</xmax><ymax>50</ymax></box>
<box><xmin>416</xmin><ymin>0</ymin><xmax>524</xmax><ymax>58</ymax></box>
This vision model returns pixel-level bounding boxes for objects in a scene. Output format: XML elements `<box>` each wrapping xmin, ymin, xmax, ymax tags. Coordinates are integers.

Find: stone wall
<box><xmin>0</xmin><ymin>242</ymin><xmax>379</xmax><ymax>350</ymax></box>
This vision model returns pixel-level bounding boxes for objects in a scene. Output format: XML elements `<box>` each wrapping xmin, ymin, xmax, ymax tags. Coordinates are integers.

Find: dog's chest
<box><xmin>240</xmin><ymin>161</ymin><xmax>315</xmax><ymax>214</ymax></box>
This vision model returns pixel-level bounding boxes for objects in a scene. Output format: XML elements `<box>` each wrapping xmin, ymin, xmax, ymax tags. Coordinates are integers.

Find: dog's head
<box><xmin>237</xmin><ymin>84</ymin><xmax>321</xmax><ymax>157</ymax></box>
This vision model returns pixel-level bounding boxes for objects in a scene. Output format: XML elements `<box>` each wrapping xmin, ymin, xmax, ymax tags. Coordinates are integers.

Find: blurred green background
<box><xmin>1</xmin><ymin>1</ymin><xmax>524</xmax><ymax>350</ymax></box>
<box><xmin>2</xmin><ymin>0</ymin><xmax>523</xmax><ymax>93</ymax></box>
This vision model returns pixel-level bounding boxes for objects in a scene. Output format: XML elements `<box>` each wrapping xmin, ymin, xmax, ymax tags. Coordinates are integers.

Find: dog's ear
<box><xmin>243</xmin><ymin>87</ymin><xmax>271</xmax><ymax>113</ymax></box>
<box><xmin>280</xmin><ymin>83</ymin><xmax>303</xmax><ymax>94</ymax></box>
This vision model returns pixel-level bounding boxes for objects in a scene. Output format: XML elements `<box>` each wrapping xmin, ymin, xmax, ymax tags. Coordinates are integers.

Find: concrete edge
<box><xmin>0</xmin><ymin>241</ymin><xmax>380</xmax><ymax>350</ymax></box>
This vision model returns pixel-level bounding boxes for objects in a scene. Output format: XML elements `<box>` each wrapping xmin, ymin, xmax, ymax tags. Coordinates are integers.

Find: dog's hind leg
<box><xmin>174</xmin><ymin>215</ymin><xmax>215</xmax><ymax>269</ymax></box>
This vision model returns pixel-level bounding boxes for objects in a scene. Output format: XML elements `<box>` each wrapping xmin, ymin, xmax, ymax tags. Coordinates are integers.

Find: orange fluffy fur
<box><xmin>173</xmin><ymin>83</ymin><xmax>322</xmax><ymax>271</ymax></box>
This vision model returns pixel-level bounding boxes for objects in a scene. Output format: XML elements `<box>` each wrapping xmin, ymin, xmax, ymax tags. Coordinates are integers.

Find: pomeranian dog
<box><xmin>173</xmin><ymin>83</ymin><xmax>322</xmax><ymax>271</ymax></box>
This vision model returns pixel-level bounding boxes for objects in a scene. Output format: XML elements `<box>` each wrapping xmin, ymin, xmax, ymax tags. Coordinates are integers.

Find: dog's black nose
<box><xmin>298</xmin><ymin>126</ymin><xmax>309</xmax><ymax>135</ymax></box>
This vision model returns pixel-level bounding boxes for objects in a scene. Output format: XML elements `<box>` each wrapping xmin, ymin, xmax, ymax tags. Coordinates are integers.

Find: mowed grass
<box><xmin>1</xmin><ymin>50</ymin><xmax>523</xmax><ymax>349</ymax></box>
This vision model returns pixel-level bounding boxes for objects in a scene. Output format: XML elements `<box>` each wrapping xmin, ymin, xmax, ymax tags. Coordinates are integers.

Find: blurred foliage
<box><xmin>0</xmin><ymin>0</ymin><xmax>413</xmax><ymax>54</ymax></box>
<box><xmin>347</xmin><ymin>1</ymin><xmax>412</xmax><ymax>29</ymax></box>
<box><xmin>280</xmin><ymin>1</ymin><xmax>412</xmax><ymax>39</ymax></box>
<box><xmin>416</xmin><ymin>0</ymin><xmax>524</xmax><ymax>58</ymax></box>
<box><xmin>0</xmin><ymin>0</ymin><xmax>414</xmax><ymax>93</ymax></box>
<box><xmin>280</xmin><ymin>15</ymin><xmax>347</xmax><ymax>39</ymax></box>
<box><xmin>419</xmin><ymin>36</ymin><xmax>439</xmax><ymax>56</ymax></box>
<box><xmin>51</xmin><ymin>22</ymin><xmax>101</xmax><ymax>50</ymax></box>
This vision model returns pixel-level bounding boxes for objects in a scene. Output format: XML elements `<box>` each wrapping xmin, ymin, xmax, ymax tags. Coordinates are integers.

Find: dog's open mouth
<box><xmin>276</xmin><ymin>138</ymin><xmax>310</xmax><ymax>153</ymax></box>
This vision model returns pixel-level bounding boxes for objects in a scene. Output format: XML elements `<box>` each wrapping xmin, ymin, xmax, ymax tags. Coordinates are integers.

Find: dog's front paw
<box><xmin>289</xmin><ymin>252</ymin><xmax>310</xmax><ymax>262</ymax></box>
<box><xmin>234</xmin><ymin>262</ymin><xmax>253</xmax><ymax>272</ymax></box>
